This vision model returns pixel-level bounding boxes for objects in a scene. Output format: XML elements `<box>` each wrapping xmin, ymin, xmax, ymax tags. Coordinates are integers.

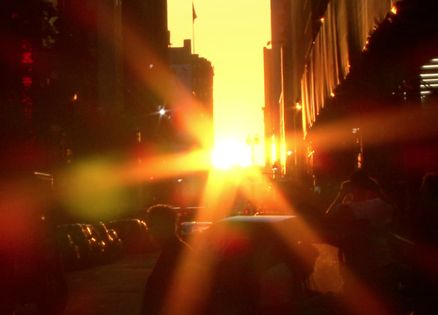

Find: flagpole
<box><xmin>192</xmin><ymin>2</ymin><xmax>196</xmax><ymax>53</ymax></box>
<box><xmin>192</xmin><ymin>19</ymin><xmax>195</xmax><ymax>53</ymax></box>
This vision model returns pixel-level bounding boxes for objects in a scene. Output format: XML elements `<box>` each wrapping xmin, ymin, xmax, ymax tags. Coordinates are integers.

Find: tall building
<box><xmin>121</xmin><ymin>0</ymin><xmax>171</xmax><ymax>141</ymax></box>
<box><xmin>264</xmin><ymin>0</ymin><xmax>291</xmax><ymax>174</ymax></box>
<box><xmin>168</xmin><ymin>39</ymin><xmax>214</xmax><ymax>150</ymax></box>
<box><xmin>56</xmin><ymin>0</ymin><xmax>125</xmax><ymax>154</ymax></box>
<box><xmin>0</xmin><ymin>0</ymin><xmax>173</xmax><ymax>170</ymax></box>
<box><xmin>265</xmin><ymin>0</ymin><xmax>438</xmax><ymax>190</ymax></box>
<box><xmin>0</xmin><ymin>0</ymin><xmax>216</xmax><ymax>175</ymax></box>
<box><xmin>265</xmin><ymin>0</ymin><xmax>318</xmax><ymax>175</ymax></box>
<box><xmin>265</xmin><ymin>0</ymin><xmax>394</xmax><ymax>177</ymax></box>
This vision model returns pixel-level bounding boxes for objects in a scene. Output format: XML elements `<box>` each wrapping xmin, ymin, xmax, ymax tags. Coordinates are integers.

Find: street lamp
<box><xmin>156</xmin><ymin>105</ymin><xmax>170</xmax><ymax>119</ymax></box>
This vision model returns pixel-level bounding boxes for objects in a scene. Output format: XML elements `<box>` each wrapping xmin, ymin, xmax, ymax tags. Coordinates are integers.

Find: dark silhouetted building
<box><xmin>265</xmin><ymin>0</ymin><xmax>438</xmax><ymax>212</ymax></box>
<box><xmin>122</xmin><ymin>0</ymin><xmax>171</xmax><ymax>142</ymax></box>
<box><xmin>0</xmin><ymin>0</ymin><xmax>174</xmax><ymax>172</ymax></box>
<box><xmin>168</xmin><ymin>39</ymin><xmax>214</xmax><ymax>150</ymax></box>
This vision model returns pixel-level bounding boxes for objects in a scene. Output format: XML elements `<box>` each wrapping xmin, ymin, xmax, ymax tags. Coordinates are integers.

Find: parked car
<box><xmin>58</xmin><ymin>223</ymin><xmax>100</xmax><ymax>266</ymax></box>
<box><xmin>192</xmin><ymin>215</ymin><xmax>341</xmax><ymax>315</ymax></box>
<box><xmin>94</xmin><ymin>221</ymin><xmax>123</xmax><ymax>260</ymax></box>
<box><xmin>83</xmin><ymin>223</ymin><xmax>107</xmax><ymax>262</ymax></box>
<box><xmin>107</xmin><ymin>227</ymin><xmax>124</xmax><ymax>249</ymax></box>
<box><xmin>194</xmin><ymin>214</ymin><xmax>417</xmax><ymax>315</ymax></box>
<box><xmin>107</xmin><ymin>218</ymin><xmax>151</xmax><ymax>254</ymax></box>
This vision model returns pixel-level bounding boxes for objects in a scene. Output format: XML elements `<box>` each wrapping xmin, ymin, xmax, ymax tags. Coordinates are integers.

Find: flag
<box><xmin>192</xmin><ymin>2</ymin><xmax>197</xmax><ymax>21</ymax></box>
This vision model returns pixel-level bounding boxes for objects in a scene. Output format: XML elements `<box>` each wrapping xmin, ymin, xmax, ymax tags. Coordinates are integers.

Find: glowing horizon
<box><xmin>168</xmin><ymin>0</ymin><xmax>270</xmax><ymax>167</ymax></box>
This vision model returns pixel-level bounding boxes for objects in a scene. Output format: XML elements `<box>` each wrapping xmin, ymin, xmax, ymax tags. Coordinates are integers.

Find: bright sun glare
<box><xmin>211</xmin><ymin>140</ymin><xmax>252</xmax><ymax>169</ymax></box>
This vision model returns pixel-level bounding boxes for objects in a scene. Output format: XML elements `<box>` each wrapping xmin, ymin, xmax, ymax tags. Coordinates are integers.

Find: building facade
<box><xmin>265</xmin><ymin>0</ymin><xmax>438</xmax><ymax>203</ymax></box>
<box><xmin>0</xmin><ymin>0</ymin><xmax>173</xmax><ymax>173</ymax></box>
<box><xmin>265</xmin><ymin>0</ymin><xmax>394</xmax><ymax>176</ymax></box>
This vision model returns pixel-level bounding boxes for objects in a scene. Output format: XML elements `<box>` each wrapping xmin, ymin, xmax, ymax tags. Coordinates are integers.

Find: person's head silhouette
<box><xmin>146</xmin><ymin>204</ymin><xmax>180</xmax><ymax>246</ymax></box>
<box><xmin>345</xmin><ymin>169</ymin><xmax>380</xmax><ymax>202</ymax></box>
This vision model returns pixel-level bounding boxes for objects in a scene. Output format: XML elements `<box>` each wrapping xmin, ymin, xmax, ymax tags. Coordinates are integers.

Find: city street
<box><xmin>1</xmin><ymin>1</ymin><xmax>437</xmax><ymax>315</ymax></box>
<box><xmin>63</xmin><ymin>253</ymin><xmax>158</xmax><ymax>315</ymax></box>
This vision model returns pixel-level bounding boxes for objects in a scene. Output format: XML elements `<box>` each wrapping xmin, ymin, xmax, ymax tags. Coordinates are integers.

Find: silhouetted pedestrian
<box><xmin>410</xmin><ymin>172</ymin><xmax>438</xmax><ymax>315</ymax></box>
<box><xmin>414</xmin><ymin>172</ymin><xmax>438</xmax><ymax>245</ymax></box>
<box><xmin>325</xmin><ymin>169</ymin><xmax>399</xmax><ymax>315</ymax></box>
<box><xmin>140</xmin><ymin>204</ymin><xmax>193</xmax><ymax>315</ymax></box>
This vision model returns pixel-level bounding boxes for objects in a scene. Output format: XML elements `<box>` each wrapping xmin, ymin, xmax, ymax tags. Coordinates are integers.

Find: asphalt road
<box><xmin>61</xmin><ymin>244</ymin><xmax>342</xmax><ymax>315</ymax></box>
<box><xmin>63</xmin><ymin>253</ymin><xmax>158</xmax><ymax>315</ymax></box>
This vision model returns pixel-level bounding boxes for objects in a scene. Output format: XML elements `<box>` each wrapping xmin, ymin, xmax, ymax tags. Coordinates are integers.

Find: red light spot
<box><xmin>21</xmin><ymin>52</ymin><xmax>33</xmax><ymax>64</ymax></box>
<box><xmin>22</xmin><ymin>76</ymin><xmax>32</xmax><ymax>88</ymax></box>
<box><xmin>21</xmin><ymin>96</ymin><xmax>33</xmax><ymax>106</ymax></box>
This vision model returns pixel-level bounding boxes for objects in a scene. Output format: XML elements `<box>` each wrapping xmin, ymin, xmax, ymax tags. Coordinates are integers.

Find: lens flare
<box><xmin>60</xmin><ymin>158</ymin><xmax>131</xmax><ymax>221</ymax></box>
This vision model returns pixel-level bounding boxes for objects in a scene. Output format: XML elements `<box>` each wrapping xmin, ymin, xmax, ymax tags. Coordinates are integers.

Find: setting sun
<box><xmin>168</xmin><ymin>0</ymin><xmax>271</xmax><ymax>167</ymax></box>
<box><xmin>211</xmin><ymin>139</ymin><xmax>251</xmax><ymax>169</ymax></box>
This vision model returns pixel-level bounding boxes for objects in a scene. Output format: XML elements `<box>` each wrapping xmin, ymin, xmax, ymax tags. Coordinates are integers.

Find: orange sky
<box><xmin>168</xmin><ymin>0</ymin><xmax>271</xmax><ymax>166</ymax></box>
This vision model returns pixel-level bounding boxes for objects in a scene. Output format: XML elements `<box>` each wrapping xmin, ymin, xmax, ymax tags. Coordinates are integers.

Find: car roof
<box><xmin>206</xmin><ymin>214</ymin><xmax>318</xmax><ymax>245</ymax></box>
<box><xmin>218</xmin><ymin>215</ymin><xmax>296</xmax><ymax>224</ymax></box>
